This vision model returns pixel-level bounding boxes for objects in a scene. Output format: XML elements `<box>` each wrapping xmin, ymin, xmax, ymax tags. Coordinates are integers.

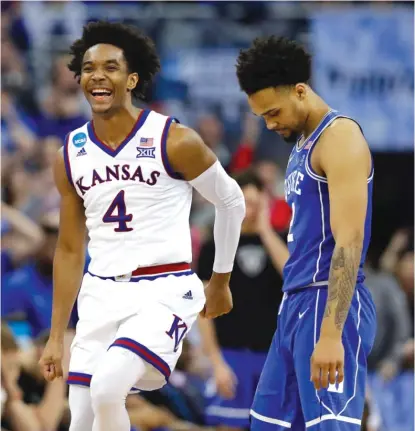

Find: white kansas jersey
<box><xmin>63</xmin><ymin>110</ymin><xmax>193</xmax><ymax>277</ymax></box>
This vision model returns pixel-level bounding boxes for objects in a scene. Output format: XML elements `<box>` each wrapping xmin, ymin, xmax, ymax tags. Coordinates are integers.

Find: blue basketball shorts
<box><xmin>250</xmin><ymin>284</ymin><xmax>376</xmax><ymax>430</ymax></box>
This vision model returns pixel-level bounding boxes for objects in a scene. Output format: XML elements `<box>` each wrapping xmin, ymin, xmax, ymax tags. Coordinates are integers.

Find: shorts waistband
<box><xmin>88</xmin><ymin>262</ymin><xmax>192</xmax><ymax>282</ymax></box>
<box><xmin>285</xmin><ymin>281</ymin><xmax>329</xmax><ymax>295</ymax></box>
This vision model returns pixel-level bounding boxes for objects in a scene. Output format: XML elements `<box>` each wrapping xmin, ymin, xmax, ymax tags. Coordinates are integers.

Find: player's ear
<box><xmin>127</xmin><ymin>73</ymin><xmax>139</xmax><ymax>92</ymax></box>
<box><xmin>295</xmin><ymin>83</ymin><xmax>307</xmax><ymax>100</ymax></box>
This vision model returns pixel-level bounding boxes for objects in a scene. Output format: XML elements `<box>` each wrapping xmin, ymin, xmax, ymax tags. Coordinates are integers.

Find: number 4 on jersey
<box><xmin>103</xmin><ymin>190</ymin><xmax>133</xmax><ymax>232</ymax></box>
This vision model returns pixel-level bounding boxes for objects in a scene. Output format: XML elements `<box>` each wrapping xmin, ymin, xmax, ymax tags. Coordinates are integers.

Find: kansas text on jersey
<box><xmin>64</xmin><ymin>110</ymin><xmax>193</xmax><ymax>277</ymax></box>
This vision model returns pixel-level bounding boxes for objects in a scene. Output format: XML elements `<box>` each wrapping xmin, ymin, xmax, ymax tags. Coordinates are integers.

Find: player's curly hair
<box><xmin>68</xmin><ymin>21</ymin><xmax>160</xmax><ymax>101</ymax></box>
<box><xmin>236</xmin><ymin>36</ymin><xmax>311</xmax><ymax>95</ymax></box>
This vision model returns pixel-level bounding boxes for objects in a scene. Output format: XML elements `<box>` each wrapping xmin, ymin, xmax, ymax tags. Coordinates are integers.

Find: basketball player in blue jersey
<box><xmin>236</xmin><ymin>37</ymin><xmax>376</xmax><ymax>430</ymax></box>
<box><xmin>38</xmin><ymin>22</ymin><xmax>245</xmax><ymax>431</ymax></box>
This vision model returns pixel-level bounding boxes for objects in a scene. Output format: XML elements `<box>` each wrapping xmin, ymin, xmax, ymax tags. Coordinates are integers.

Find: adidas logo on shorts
<box><xmin>182</xmin><ymin>290</ymin><xmax>193</xmax><ymax>300</ymax></box>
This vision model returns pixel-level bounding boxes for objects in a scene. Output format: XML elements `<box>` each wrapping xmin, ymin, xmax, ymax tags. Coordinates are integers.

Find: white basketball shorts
<box><xmin>67</xmin><ymin>263</ymin><xmax>205</xmax><ymax>392</ymax></box>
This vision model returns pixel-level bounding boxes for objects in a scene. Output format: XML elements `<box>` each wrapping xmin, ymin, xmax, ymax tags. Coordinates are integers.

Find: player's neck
<box><xmin>302</xmin><ymin>94</ymin><xmax>331</xmax><ymax>140</ymax></box>
<box><xmin>92</xmin><ymin>105</ymin><xmax>142</xmax><ymax>150</ymax></box>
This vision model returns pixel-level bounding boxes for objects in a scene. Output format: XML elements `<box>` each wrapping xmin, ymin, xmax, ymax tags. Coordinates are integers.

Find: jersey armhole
<box><xmin>305</xmin><ymin>116</ymin><xmax>374</xmax><ymax>183</ymax></box>
<box><xmin>161</xmin><ymin>117</ymin><xmax>184</xmax><ymax>180</ymax></box>
<box><xmin>305</xmin><ymin>138</ymin><xmax>328</xmax><ymax>183</ymax></box>
<box><xmin>63</xmin><ymin>133</ymin><xmax>74</xmax><ymax>186</ymax></box>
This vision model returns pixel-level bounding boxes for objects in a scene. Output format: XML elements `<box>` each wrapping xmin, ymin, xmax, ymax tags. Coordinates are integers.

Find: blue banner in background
<box><xmin>311</xmin><ymin>8</ymin><xmax>414</xmax><ymax>151</ymax></box>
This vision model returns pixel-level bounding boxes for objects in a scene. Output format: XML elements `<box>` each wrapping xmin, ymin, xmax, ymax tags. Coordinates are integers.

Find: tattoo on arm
<box><xmin>324</xmin><ymin>243</ymin><xmax>362</xmax><ymax>330</ymax></box>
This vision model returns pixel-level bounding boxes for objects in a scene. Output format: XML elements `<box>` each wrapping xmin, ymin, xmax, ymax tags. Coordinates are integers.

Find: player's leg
<box><xmin>90</xmin><ymin>347</ymin><xmax>147</xmax><ymax>431</ymax></box>
<box><xmin>67</xmin><ymin>273</ymin><xmax>119</xmax><ymax>429</ymax></box>
<box><xmin>68</xmin><ymin>386</ymin><xmax>94</xmax><ymax>431</ymax></box>
<box><xmin>294</xmin><ymin>285</ymin><xmax>377</xmax><ymax>430</ymax></box>
<box><xmin>205</xmin><ymin>349</ymin><xmax>257</xmax><ymax>431</ymax></box>
<box><xmin>90</xmin><ymin>273</ymin><xmax>205</xmax><ymax>429</ymax></box>
<box><xmin>250</xmin><ymin>294</ymin><xmax>306</xmax><ymax>431</ymax></box>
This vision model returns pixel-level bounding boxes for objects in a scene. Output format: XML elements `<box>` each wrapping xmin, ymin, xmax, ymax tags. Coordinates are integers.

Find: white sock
<box><xmin>69</xmin><ymin>385</ymin><xmax>94</xmax><ymax>431</ymax></box>
<box><xmin>90</xmin><ymin>347</ymin><xmax>146</xmax><ymax>431</ymax></box>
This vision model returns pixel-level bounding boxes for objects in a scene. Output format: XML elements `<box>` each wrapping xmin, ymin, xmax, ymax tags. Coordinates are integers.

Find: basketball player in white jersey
<box><xmin>38</xmin><ymin>21</ymin><xmax>246</xmax><ymax>431</ymax></box>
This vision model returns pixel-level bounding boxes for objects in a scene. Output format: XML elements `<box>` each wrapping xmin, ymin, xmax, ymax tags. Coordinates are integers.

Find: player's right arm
<box><xmin>168</xmin><ymin>124</ymin><xmax>246</xmax><ymax>319</ymax></box>
<box><xmin>39</xmin><ymin>149</ymin><xmax>86</xmax><ymax>381</ymax></box>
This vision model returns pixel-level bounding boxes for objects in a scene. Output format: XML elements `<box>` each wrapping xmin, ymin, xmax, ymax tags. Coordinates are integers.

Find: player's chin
<box><xmin>88</xmin><ymin>96</ymin><xmax>115</xmax><ymax>113</ymax></box>
<box><xmin>90</xmin><ymin>102</ymin><xmax>114</xmax><ymax>115</ymax></box>
<box><xmin>282</xmin><ymin>131</ymin><xmax>299</xmax><ymax>144</ymax></box>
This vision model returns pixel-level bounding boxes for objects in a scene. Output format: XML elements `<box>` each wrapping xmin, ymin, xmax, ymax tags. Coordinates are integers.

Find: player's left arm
<box><xmin>168</xmin><ymin>123</ymin><xmax>246</xmax><ymax>318</ymax></box>
<box><xmin>311</xmin><ymin>119</ymin><xmax>371</xmax><ymax>389</ymax></box>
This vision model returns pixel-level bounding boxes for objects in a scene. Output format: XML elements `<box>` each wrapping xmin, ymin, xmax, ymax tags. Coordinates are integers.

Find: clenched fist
<box><xmin>200</xmin><ymin>280</ymin><xmax>233</xmax><ymax>319</ymax></box>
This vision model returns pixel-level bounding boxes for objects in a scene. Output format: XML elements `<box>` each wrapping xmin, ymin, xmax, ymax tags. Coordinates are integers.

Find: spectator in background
<box><xmin>37</xmin><ymin>54</ymin><xmax>89</xmax><ymax>141</ymax></box>
<box><xmin>2</xmin><ymin>212</ymin><xmax>62</xmax><ymax>338</ymax></box>
<box><xmin>229</xmin><ymin>112</ymin><xmax>260</xmax><ymax>173</ymax></box>
<box><xmin>19</xmin><ymin>0</ymin><xmax>86</xmax><ymax>53</ymax></box>
<box><xmin>1</xmin><ymin>322</ymin><xmax>42</xmax><ymax>431</ymax></box>
<box><xmin>365</xmin><ymin>264</ymin><xmax>412</xmax><ymax>380</ymax></box>
<box><xmin>190</xmin><ymin>113</ymin><xmax>229</xmax><ymax>232</ymax></box>
<box><xmin>380</xmin><ymin>227</ymin><xmax>414</xmax><ymax>336</ymax></box>
<box><xmin>1</xmin><ymin>89</ymin><xmax>37</xmax><ymax>157</ymax></box>
<box><xmin>253</xmin><ymin>159</ymin><xmax>291</xmax><ymax>233</ymax></box>
<box><xmin>15</xmin><ymin>331</ymin><xmax>68</xmax><ymax>431</ymax></box>
<box><xmin>1</xmin><ymin>202</ymin><xmax>44</xmax><ymax>280</ymax></box>
<box><xmin>197</xmin><ymin>113</ymin><xmax>231</xmax><ymax>169</ymax></box>
<box><xmin>3</xmin><ymin>132</ymin><xmax>61</xmax><ymax>220</ymax></box>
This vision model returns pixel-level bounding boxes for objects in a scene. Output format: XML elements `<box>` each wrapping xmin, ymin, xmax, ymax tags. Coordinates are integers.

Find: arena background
<box><xmin>1</xmin><ymin>1</ymin><xmax>414</xmax><ymax>431</ymax></box>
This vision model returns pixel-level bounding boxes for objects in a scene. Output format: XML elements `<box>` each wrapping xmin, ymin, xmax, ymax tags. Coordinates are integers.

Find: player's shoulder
<box><xmin>167</xmin><ymin>122</ymin><xmax>204</xmax><ymax>151</ymax></box>
<box><xmin>319</xmin><ymin>116</ymin><xmax>369</xmax><ymax>156</ymax></box>
<box><xmin>64</xmin><ymin>121</ymin><xmax>90</xmax><ymax>148</ymax></box>
<box><xmin>326</xmin><ymin>117</ymin><xmax>363</xmax><ymax>140</ymax></box>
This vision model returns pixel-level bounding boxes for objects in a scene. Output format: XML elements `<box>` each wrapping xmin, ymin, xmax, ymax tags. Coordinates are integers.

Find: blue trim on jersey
<box><xmin>87</xmin><ymin>269</ymin><xmax>193</xmax><ymax>282</ymax></box>
<box><xmin>161</xmin><ymin>117</ymin><xmax>184</xmax><ymax>180</ymax></box>
<box><xmin>63</xmin><ymin>133</ymin><xmax>73</xmax><ymax>186</ymax></box>
<box><xmin>87</xmin><ymin>109</ymin><xmax>150</xmax><ymax>157</ymax></box>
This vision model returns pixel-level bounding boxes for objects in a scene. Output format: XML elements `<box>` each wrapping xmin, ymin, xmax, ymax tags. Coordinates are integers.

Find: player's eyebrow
<box><xmin>82</xmin><ymin>59</ymin><xmax>120</xmax><ymax>66</ymax></box>
<box><xmin>259</xmin><ymin>108</ymin><xmax>278</xmax><ymax>117</ymax></box>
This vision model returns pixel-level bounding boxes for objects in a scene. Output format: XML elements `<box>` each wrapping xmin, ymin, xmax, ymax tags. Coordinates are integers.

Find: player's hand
<box><xmin>39</xmin><ymin>338</ymin><xmax>64</xmax><ymax>382</ymax></box>
<box><xmin>201</xmin><ymin>281</ymin><xmax>233</xmax><ymax>319</ymax></box>
<box><xmin>213</xmin><ymin>360</ymin><xmax>238</xmax><ymax>399</ymax></box>
<box><xmin>310</xmin><ymin>335</ymin><xmax>344</xmax><ymax>390</ymax></box>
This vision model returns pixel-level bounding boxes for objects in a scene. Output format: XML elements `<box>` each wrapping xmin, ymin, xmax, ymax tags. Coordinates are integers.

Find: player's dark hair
<box><xmin>234</xmin><ymin>169</ymin><xmax>264</xmax><ymax>191</ymax></box>
<box><xmin>68</xmin><ymin>21</ymin><xmax>160</xmax><ymax>101</ymax></box>
<box><xmin>236</xmin><ymin>36</ymin><xmax>311</xmax><ymax>95</ymax></box>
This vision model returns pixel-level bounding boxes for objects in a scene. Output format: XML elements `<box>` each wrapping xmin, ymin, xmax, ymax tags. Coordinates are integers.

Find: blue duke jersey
<box><xmin>64</xmin><ymin>109</ymin><xmax>193</xmax><ymax>277</ymax></box>
<box><xmin>283</xmin><ymin>110</ymin><xmax>374</xmax><ymax>292</ymax></box>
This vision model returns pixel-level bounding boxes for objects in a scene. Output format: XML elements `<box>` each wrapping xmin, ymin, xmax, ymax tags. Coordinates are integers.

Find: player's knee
<box><xmin>90</xmin><ymin>370</ymin><xmax>121</xmax><ymax>408</ymax></box>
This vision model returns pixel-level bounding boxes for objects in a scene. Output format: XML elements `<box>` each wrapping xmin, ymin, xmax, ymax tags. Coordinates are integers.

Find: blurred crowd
<box><xmin>1</xmin><ymin>2</ymin><xmax>414</xmax><ymax>431</ymax></box>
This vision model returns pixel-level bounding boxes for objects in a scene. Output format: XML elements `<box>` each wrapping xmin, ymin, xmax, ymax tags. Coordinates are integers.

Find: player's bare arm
<box><xmin>39</xmin><ymin>148</ymin><xmax>86</xmax><ymax>381</ymax></box>
<box><xmin>168</xmin><ymin>124</ymin><xmax>246</xmax><ymax>318</ymax></box>
<box><xmin>310</xmin><ymin>119</ymin><xmax>371</xmax><ymax>390</ymax></box>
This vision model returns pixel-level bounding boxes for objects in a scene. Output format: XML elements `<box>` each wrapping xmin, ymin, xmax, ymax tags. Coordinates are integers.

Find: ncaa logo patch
<box><xmin>73</xmin><ymin>132</ymin><xmax>87</xmax><ymax>148</ymax></box>
<box><xmin>136</xmin><ymin>147</ymin><xmax>156</xmax><ymax>159</ymax></box>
